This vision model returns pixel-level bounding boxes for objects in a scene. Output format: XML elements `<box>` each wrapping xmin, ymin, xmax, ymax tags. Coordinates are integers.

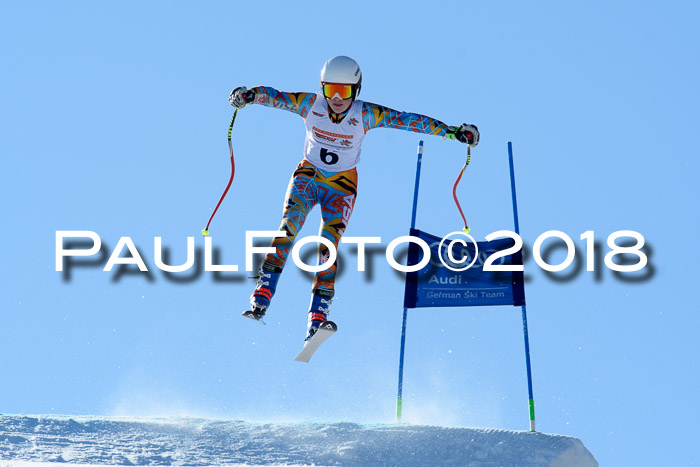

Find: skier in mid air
<box><xmin>230</xmin><ymin>56</ymin><xmax>479</xmax><ymax>344</ymax></box>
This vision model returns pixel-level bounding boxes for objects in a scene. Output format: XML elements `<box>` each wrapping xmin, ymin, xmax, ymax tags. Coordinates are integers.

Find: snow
<box><xmin>0</xmin><ymin>415</ymin><xmax>597</xmax><ymax>466</ymax></box>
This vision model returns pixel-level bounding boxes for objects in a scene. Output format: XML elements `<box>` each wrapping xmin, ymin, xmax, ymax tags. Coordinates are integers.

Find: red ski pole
<box><xmin>202</xmin><ymin>109</ymin><xmax>238</xmax><ymax>236</ymax></box>
<box><xmin>452</xmin><ymin>143</ymin><xmax>472</xmax><ymax>233</ymax></box>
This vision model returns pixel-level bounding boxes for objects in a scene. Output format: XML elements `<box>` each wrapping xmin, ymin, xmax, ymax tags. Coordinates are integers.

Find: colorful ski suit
<box><xmin>248</xmin><ymin>86</ymin><xmax>451</xmax><ymax>303</ymax></box>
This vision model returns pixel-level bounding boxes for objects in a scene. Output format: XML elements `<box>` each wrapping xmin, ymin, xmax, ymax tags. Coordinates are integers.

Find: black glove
<box><xmin>229</xmin><ymin>86</ymin><xmax>256</xmax><ymax>108</ymax></box>
<box><xmin>446</xmin><ymin>123</ymin><xmax>480</xmax><ymax>146</ymax></box>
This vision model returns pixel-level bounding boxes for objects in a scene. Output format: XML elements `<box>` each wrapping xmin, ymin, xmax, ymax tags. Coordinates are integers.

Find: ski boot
<box><xmin>242</xmin><ymin>260</ymin><xmax>282</xmax><ymax>321</ymax></box>
<box><xmin>305</xmin><ymin>287</ymin><xmax>334</xmax><ymax>342</ymax></box>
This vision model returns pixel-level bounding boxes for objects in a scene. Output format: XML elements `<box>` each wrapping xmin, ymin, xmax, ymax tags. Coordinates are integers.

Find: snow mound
<box><xmin>0</xmin><ymin>415</ymin><xmax>597</xmax><ymax>466</ymax></box>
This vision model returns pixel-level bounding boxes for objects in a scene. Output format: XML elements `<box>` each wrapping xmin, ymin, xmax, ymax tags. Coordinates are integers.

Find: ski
<box><xmin>294</xmin><ymin>321</ymin><xmax>337</xmax><ymax>362</ymax></box>
<box><xmin>242</xmin><ymin>308</ymin><xmax>265</xmax><ymax>321</ymax></box>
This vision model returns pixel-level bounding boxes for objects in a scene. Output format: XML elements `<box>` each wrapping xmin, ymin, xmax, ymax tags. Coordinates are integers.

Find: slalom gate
<box><xmin>396</xmin><ymin>141</ymin><xmax>536</xmax><ymax>432</ymax></box>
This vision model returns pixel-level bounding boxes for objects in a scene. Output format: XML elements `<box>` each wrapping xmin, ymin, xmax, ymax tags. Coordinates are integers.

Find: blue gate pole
<box><xmin>508</xmin><ymin>141</ymin><xmax>536</xmax><ymax>432</ymax></box>
<box><xmin>397</xmin><ymin>140</ymin><xmax>424</xmax><ymax>421</ymax></box>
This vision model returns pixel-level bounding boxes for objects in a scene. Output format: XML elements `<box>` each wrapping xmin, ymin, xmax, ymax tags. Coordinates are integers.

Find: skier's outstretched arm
<box><xmin>362</xmin><ymin>102</ymin><xmax>479</xmax><ymax>146</ymax></box>
<box><xmin>230</xmin><ymin>86</ymin><xmax>316</xmax><ymax>118</ymax></box>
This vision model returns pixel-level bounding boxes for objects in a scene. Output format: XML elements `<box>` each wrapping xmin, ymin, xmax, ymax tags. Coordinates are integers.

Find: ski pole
<box><xmin>202</xmin><ymin>109</ymin><xmax>238</xmax><ymax>236</ymax></box>
<box><xmin>452</xmin><ymin>144</ymin><xmax>472</xmax><ymax>233</ymax></box>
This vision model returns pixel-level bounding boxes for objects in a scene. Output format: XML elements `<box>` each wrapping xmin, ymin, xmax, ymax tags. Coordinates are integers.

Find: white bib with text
<box><xmin>303</xmin><ymin>94</ymin><xmax>365</xmax><ymax>171</ymax></box>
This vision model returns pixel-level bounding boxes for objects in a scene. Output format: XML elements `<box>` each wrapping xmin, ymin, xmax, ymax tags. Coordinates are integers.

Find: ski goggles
<box><xmin>322</xmin><ymin>82</ymin><xmax>354</xmax><ymax>100</ymax></box>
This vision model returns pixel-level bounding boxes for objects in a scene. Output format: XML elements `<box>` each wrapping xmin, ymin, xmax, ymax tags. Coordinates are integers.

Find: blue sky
<box><xmin>1</xmin><ymin>1</ymin><xmax>698</xmax><ymax>466</ymax></box>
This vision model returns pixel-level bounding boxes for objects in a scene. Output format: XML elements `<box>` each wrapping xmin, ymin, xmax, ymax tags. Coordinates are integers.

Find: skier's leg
<box><xmin>266</xmin><ymin>163</ymin><xmax>319</xmax><ymax>268</ymax></box>
<box><xmin>306</xmin><ymin>287</ymin><xmax>335</xmax><ymax>341</ymax></box>
<box><xmin>249</xmin><ymin>162</ymin><xmax>318</xmax><ymax>312</ymax></box>
<box><xmin>305</xmin><ymin>167</ymin><xmax>358</xmax><ymax>339</ymax></box>
<box><xmin>313</xmin><ymin>166</ymin><xmax>358</xmax><ymax>292</ymax></box>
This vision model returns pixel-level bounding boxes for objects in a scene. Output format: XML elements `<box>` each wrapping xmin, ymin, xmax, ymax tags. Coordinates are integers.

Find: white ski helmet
<box><xmin>320</xmin><ymin>56</ymin><xmax>362</xmax><ymax>99</ymax></box>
